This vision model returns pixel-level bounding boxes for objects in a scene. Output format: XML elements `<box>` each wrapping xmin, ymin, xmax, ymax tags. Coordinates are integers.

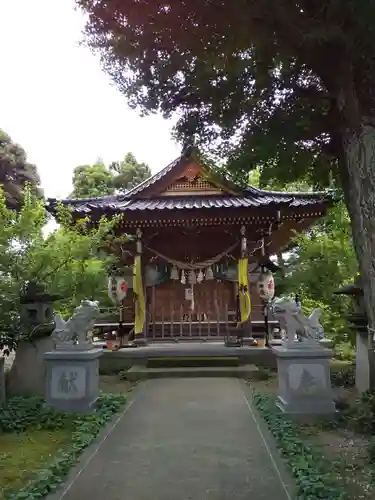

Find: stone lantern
<box><xmin>334</xmin><ymin>276</ymin><xmax>375</xmax><ymax>393</ymax></box>
<box><xmin>20</xmin><ymin>281</ymin><xmax>62</xmax><ymax>338</ymax></box>
<box><xmin>7</xmin><ymin>282</ymin><xmax>63</xmax><ymax>397</ymax></box>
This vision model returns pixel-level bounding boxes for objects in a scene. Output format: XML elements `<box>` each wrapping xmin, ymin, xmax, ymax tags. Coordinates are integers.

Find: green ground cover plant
<box><xmin>0</xmin><ymin>393</ymin><xmax>126</xmax><ymax>500</ymax></box>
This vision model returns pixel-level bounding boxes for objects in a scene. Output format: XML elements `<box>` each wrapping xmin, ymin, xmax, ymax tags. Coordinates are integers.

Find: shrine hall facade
<box><xmin>46</xmin><ymin>150</ymin><xmax>333</xmax><ymax>341</ymax></box>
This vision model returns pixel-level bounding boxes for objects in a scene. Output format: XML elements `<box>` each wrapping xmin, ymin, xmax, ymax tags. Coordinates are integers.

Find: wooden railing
<box><xmin>148</xmin><ymin>303</ymin><xmax>272</xmax><ymax>340</ymax></box>
<box><xmin>94</xmin><ymin>303</ymin><xmax>280</xmax><ymax>342</ymax></box>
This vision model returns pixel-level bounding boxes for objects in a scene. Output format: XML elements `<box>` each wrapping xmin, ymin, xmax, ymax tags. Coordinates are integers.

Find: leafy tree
<box><xmin>70</xmin><ymin>153</ymin><xmax>151</xmax><ymax>198</ymax></box>
<box><xmin>0</xmin><ymin>186</ymin><xmax>118</xmax><ymax>354</ymax></box>
<box><xmin>279</xmin><ymin>201</ymin><xmax>357</xmax><ymax>344</ymax></box>
<box><xmin>70</xmin><ymin>161</ymin><xmax>114</xmax><ymax>198</ymax></box>
<box><xmin>0</xmin><ymin>129</ymin><xmax>42</xmax><ymax>208</ymax></box>
<box><xmin>249</xmin><ymin>168</ymin><xmax>315</xmax><ymax>276</ymax></box>
<box><xmin>250</xmin><ymin>168</ymin><xmax>356</xmax><ymax>344</ymax></box>
<box><xmin>110</xmin><ymin>152</ymin><xmax>151</xmax><ymax>192</ymax></box>
<box><xmin>77</xmin><ymin>0</ymin><xmax>375</xmax><ymax>331</ymax></box>
<box><xmin>248</xmin><ymin>167</ymin><xmax>314</xmax><ymax>193</ymax></box>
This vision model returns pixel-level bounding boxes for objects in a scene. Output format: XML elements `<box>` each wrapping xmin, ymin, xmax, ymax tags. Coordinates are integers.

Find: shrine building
<box><xmin>46</xmin><ymin>149</ymin><xmax>333</xmax><ymax>344</ymax></box>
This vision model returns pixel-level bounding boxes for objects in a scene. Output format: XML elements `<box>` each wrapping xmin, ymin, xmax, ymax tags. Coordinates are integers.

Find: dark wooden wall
<box><xmin>121</xmin><ymin>279</ymin><xmax>265</xmax><ymax>324</ymax></box>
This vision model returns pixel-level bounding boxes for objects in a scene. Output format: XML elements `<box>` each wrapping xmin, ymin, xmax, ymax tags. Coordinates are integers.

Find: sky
<box><xmin>0</xmin><ymin>0</ymin><xmax>181</xmax><ymax>200</ymax></box>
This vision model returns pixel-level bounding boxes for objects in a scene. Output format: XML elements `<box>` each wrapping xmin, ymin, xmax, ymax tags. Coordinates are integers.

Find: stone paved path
<box><xmin>50</xmin><ymin>379</ymin><xmax>295</xmax><ymax>500</ymax></box>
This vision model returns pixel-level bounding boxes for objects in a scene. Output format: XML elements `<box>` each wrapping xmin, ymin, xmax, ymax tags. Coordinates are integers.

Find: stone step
<box><xmin>146</xmin><ymin>356</ymin><xmax>240</xmax><ymax>369</ymax></box>
<box><xmin>124</xmin><ymin>364</ymin><xmax>259</xmax><ymax>381</ymax></box>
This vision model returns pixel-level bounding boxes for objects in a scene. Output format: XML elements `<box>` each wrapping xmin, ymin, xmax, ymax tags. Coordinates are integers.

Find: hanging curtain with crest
<box><xmin>238</xmin><ymin>257</ymin><xmax>251</xmax><ymax>323</ymax></box>
<box><xmin>133</xmin><ymin>230</ymin><xmax>146</xmax><ymax>335</ymax></box>
<box><xmin>238</xmin><ymin>226</ymin><xmax>251</xmax><ymax>323</ymax></box>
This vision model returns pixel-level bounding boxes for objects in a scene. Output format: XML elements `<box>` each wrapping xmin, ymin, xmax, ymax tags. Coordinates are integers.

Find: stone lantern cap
<box><xmin>334</xmin><ymin>276</ymin><xmax>363</xmax><ymax>296</ymax></box>
<box><xmin>20</xmin><ymin>281</ymin><xmax>64</xmax><ymax>304</ymax></box>
<box><xmin>334</xmin><ymin>276</ymin><xmax>368</xmax><ymax>333</ymax></box>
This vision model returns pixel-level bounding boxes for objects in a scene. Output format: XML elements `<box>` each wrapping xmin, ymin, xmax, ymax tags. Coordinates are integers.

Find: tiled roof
<box><xmin>45</xmin><ymin>153</ymin><xmax>333</xmax><ymax>215</ymax></box>
<box><xmin>46</xmin><ymin>191</ymin><xmax>331</xmax><ymax>215</ymax></box>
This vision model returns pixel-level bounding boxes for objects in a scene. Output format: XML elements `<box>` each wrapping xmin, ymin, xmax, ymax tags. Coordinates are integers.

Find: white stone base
<box><xmin>273</xmin><ymin>346</ymin><xmax>336</xmax><ymax>415</ymax></box>
<box><xmin>133</xmin><ymin>336</ymin><xmax>148</xmax><ymax>347</ymax></box>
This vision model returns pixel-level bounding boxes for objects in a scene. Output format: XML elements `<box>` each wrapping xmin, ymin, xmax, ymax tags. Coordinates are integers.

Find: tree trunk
<box><xmin>340</xmin><ymin>122</ymin><xmax>375</xmax><ymax>336</ymax></box>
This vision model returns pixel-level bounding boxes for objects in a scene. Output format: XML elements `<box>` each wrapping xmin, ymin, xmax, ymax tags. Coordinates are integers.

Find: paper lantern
<box><xmin>205</xmin><ymin>266</ymin><xmax>214</xmax><ymax>280</ymax></box>
<box><xmin>108</xmin><ymin>276</ymin><xmax>128</xmax><ymax>303</ymax></box>
<box><xmin>197</xmin><ymin>269</ymin><xmax>204</xmax><ymax>283</ymax></box>
<box><xmin>170</xmin><ymin>266</ymin><xmax>179</xmax><ymax>280</ymax></box>
<box><xmin>188</xmin><ymin>270</ymin><xmax>197</xmax><ymax>284</ymax></box>
<box><xmin>116</xmin><ymin>277</ymin><xmax>128</xmax><ymax>301</ymax></box>
<box><xmin>257</xmin><ymin>269</ymin><xmax>275</xmax><ymax>302</ymax></box>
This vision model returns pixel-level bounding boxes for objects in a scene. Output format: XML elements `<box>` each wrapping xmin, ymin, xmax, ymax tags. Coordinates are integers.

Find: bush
<box><xmin>253</xmin><ymin>392</ymin><xmax>348</xmax><ymax>499</ymax></box>
<box><xmin>334</xmin><ymin>342</ymin><xmax>356</xmax><ymax>362</ymax></box>
<box><xmin>330</xmin><ymin>363</ymin><xmax>356</xmax><ymax>388</ymax></box>
<box><xmin>297</xmin><ymin>296</ymin><xmax>354</xmax><ymax>346</ymax></box>
<box><xmin>349</xmin><ymin>391</ymin><xmax>375</xmax><ymax>435</ymax></box>
<box><xmin>0</xmin><ymin>396</ymin><xmax>73</xmax><ymax>433</ymax></box>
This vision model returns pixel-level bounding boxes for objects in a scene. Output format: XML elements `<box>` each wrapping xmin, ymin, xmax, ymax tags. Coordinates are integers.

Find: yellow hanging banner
<box><xmin>133</xmin><ymin>255</ymin><xmax>145</xmax><ymax>334</ymax></box>
<box><xmin>238</xmin><ymin>258</ymin><xmax>251</xmax><ymax>323</ymax></box>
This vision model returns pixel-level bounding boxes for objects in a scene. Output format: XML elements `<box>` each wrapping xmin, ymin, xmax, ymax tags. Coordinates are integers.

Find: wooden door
<box><xmin>152</xmin><ymin>280</ymin><xmax>235</xmax><ymax>322</ymax></box>
<box><xmin>194</xmin><ymin>281</ymin><xmax>234</xmax><ymax>320</ymax></box>
<box><xmin>152</xmin><ymin>282</ymin><xmax>186</xmax><ymax>321</ymax></box>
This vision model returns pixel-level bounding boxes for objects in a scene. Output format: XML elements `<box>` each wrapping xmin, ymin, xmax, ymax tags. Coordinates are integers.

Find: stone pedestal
<box><xmin>44</xmin><ymin>346</ymin><xmax>102</xmax><ymax>413</ymax></box>
<box><xmin>0</xmin><ymin>357</ymin><xmax>5</xmax><ymax>405</ymax></box>
<box><xmin>273</xmin><ymin>346</ymin><xmax>336</xmax><ymax>415</ymax></box>
<box><xmin>319</xmin><ymin>338</ymin><xmax>334</xmax><ymax>349</ymax></box>
<box><xmin>133</xmin><ymin>337</ymin><xmax>148</xmax><ymax>347</ymax></box>
<box><xmin>7</xmin><ymin>337</ymin><xmax>55</xmax><ymax>396</ymax></box>
<box><xmin>355</xmin><ymin>331</ymin><xmax>375</xmax><ymax>393</ymax></box>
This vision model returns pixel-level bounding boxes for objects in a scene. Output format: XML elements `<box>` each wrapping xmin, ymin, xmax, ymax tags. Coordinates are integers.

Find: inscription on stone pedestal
<box><xmin>50</xmin><ymin>365</ymin><xmax>86</xmax><ymax>399</ymax></box>
<box><xmin>288</xmin><ymin>363</ymin><xmax>326</xmax><ymax>395</ymax></box>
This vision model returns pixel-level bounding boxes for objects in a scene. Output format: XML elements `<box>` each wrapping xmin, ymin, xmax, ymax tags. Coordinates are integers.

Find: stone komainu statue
<box><xmin>271</xmin><ymin>296</ymin><xmax>324</xmax><ymax>348</ymax></box>
<box><xmin>52</xmin><ymin>300</ymin><xmax>100</xmax><ymax>346</ymax></box>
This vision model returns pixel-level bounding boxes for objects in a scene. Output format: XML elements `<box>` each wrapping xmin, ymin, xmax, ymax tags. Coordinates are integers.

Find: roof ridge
<box><xmin>46</xmin><ymin>193</ymin><xmax>124</xmax><ymax>207</ymax></box>
<box><xmin>245</xmin><ymin>186</ymin><xmax>332</xmax><ymax>198</ymax></box>
<box><xmin>123</xmin><ymin>155</ymin><xmax>182</xmax><ymax>198</ymax></box>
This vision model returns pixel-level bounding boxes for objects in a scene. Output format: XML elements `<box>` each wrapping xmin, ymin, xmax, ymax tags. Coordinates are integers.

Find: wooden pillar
<box><xmin>151</xmin><ymin>285</ymin><xmax>156</xmax><ymax>339</ymax></box>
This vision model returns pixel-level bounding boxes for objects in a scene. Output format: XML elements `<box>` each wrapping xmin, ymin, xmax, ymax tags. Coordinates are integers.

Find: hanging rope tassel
<box><xmin>133</xmin><ymin>255</ymin><xmax>145</xmax><ymax>335</ymax></box>
<box><xmin>238</xmin><ymin>258</ymin><xmax>251</xmax><ymax>323</ymax></box>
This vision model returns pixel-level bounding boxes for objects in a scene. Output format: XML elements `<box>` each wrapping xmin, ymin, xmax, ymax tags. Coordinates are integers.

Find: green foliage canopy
<box><xmin>70</xmin><ymin>153</ymin><xmax>151</xmax><ymax>199</ymax></box>
<box><xmin>70</xmin><ymin>161</ymin><xmax>114</xmax><ymax>199</ymax></box>
<box><xmin>110</xmin><ymin>152</ymin><xmax>151</xmax><ymax>192</ymax></box>
<box><xmin>0</xmin><ymin>129</ymin><xmax>42</xmax><ymax>208</ymax></box>
<box><xmin>0</xmin><ymin>186</ymin><xmax>118</xmax><ymax>354</ymax></box>
<box><xmin>249</xmin><ymin>168</ymin><xmax>357</xmax><ymax>345</ymax></box>
<box><xmin>76</xmin><ymin>0</ymin><xmax>375</xmax><ymax>184</ymax></box>
<box><xmin>278</xmin><ymin>201</ymin><xmax>357</xmax><ymax>343</ymax></box>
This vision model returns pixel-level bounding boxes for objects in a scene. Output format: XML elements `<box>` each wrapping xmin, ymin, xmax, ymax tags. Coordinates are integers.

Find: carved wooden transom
<box><xmin>163</xmin><ymin>176</ymin><xmax>222</xmax><ymax>195</ymax></box>
<box><xmin>161</xmin><ymin>161</ymin><xmax>223</xmax><ymax>196</ymax></box>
